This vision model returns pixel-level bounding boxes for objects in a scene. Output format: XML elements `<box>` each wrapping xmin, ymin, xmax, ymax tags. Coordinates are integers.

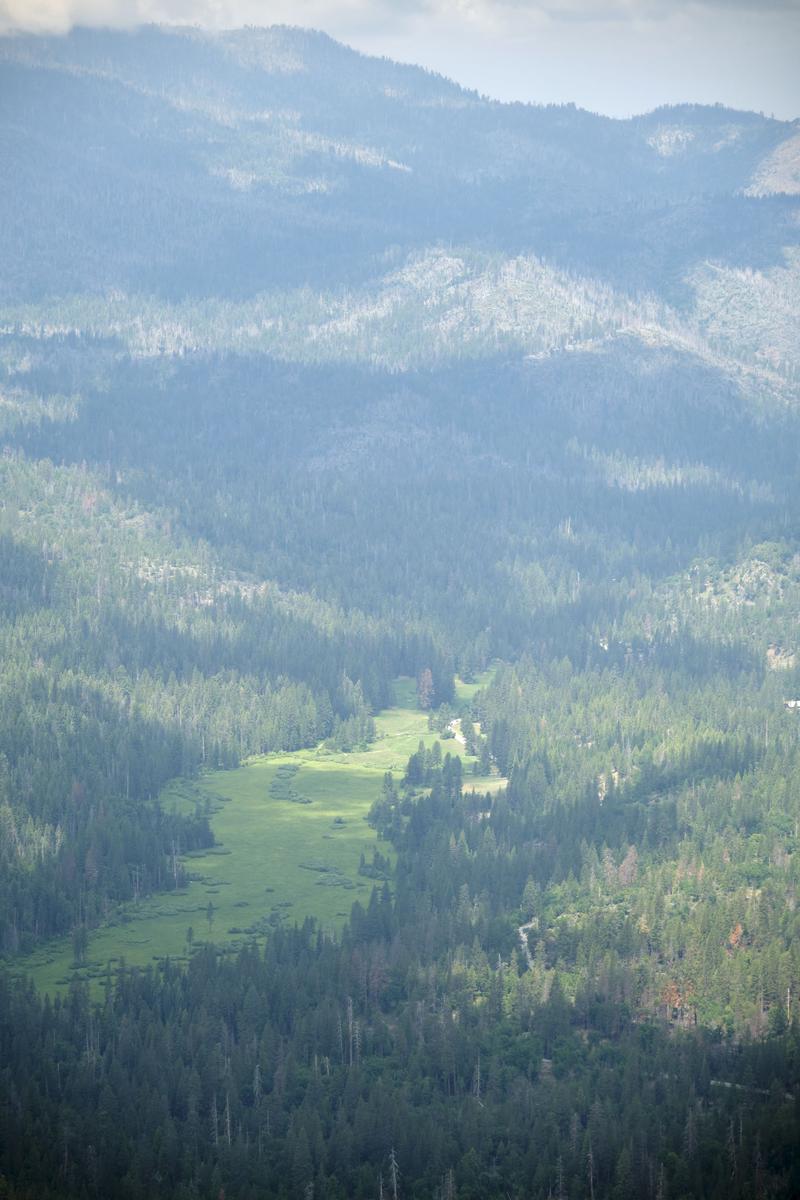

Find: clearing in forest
<box><xmin>17</xmin><ymin>673</ymin><xmax>501</xmax><ymax>995</ymax></box>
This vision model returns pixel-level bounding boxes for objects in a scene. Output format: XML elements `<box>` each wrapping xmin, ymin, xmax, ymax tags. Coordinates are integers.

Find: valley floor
<box><xmin>15</xmin><ymin>674</ymin><xmax>501</xmax><ymax>996</ymax></box>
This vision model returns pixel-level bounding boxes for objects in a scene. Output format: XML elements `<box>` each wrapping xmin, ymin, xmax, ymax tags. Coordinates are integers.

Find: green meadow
<box><xmin>17</xmin><ymin>673</ymin><xmax>500</xmax><ymax>995</ymax></box>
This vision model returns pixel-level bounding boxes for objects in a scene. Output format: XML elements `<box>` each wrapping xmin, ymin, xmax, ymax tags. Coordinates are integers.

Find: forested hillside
<box><xmin>0</xmin><ymin>24</ymin><xmax>799</xmax><ymax>1200</ymax></box>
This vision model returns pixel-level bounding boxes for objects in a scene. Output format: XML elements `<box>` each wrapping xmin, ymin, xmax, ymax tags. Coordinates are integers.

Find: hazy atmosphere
<box><xmin>1</xmin><ymin>0</ymin><xmax>799</xmax><ymax>116</ymax></box>
<box><xmin>1</xmin><ymin>5</ymin><xmax>799</xmax><ymax>1199</ymax></box>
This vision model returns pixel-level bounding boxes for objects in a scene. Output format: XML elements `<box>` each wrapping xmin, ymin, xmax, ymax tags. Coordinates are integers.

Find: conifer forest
<box><xmin>0</xmin><ymin>24</ymin><xmax>799</xmax><ymax>1200</ymax></box>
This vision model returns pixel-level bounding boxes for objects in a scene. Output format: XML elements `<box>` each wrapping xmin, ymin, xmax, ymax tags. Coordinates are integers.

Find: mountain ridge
<box><xmin>1</xmin><ymin>25</ymin><xmax>800</xmax><ymax>1200</ymax></box>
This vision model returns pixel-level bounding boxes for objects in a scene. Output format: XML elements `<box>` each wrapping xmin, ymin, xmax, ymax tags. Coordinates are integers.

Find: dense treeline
<box><xmin>2</xmin><ymin>30</ymin><xmax>795</xmax><ymax>306</ymax></box>
<box><xmin>11</xmin><ymin>337</ymin><xmax>798</xmax><ymax>666</ymax></box>
<box><xmin>1</xmin><ymin>24</ymin><xmax>800</xmax><ymax>1198</ymax></box>
<box><xmin>1</xmin><ymin>915</ymin><xmax>798</xmax><ymax>1198</ymax></box>
<box><xmin>384</xmin><ymin>710</ymin><xmax>800</xmax><ymax>1034</ymax></box>
<box><xmin>1</xmin><ymin>320</ymin><xmax>798</xmax><ymax>973</ymax></box>
<box><xmin>0</xmin><ymin>442</ymin><xmax>454</xmax><ymax>950</ymax></box>
<box><xmin>2</xmin><ymin>726</ymin><xmax>800</xmax><ymax>1196</ymax></box>
<box><xmin>2</xmin><ymin>311</ymin><xmax>799</xmax><ymax>1193</ymax></box>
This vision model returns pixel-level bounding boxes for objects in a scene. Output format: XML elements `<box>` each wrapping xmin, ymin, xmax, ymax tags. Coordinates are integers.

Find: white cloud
<box><xmin>0</xmin><ymin>0</ymin><xmax>132</xmax><ymax>33</ymax></box>
<box><xmin>0</xmin><ymin>0</ymin><xmax>797</xmax><ymax>118</ymax></box>
<box><xmin>1</xmin><ymin>0</ymin><xmax>796</xmax><ymax>36</ymax></box>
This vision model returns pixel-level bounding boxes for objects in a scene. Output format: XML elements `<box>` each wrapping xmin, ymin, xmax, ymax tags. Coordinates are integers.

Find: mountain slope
<box><xmin>1</xmin><ymin>26</ymin><xmax>797</xmax><ymax>303</ymax></box>
<box><xmin>0</xmin><ymin>27</ymin><xmax>799</xmax><ymax>1200</ymax></box>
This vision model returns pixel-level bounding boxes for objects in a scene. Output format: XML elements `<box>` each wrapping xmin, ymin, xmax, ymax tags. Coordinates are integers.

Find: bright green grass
<box><xmin>15</xmin><ymin>672</ymin><xmax>501</xmax><ymax>996</ymax></box>
<box><xmin>454</xmin><ymin>670</ymin><xmax>495</xmax><ymax>704</ymax></box>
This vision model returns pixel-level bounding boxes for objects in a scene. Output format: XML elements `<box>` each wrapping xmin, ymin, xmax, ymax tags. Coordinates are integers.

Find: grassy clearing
<box><xmin>15</xmin><ymin>672</ymin><xmax>501</xmax><ymax>995</ymax></box>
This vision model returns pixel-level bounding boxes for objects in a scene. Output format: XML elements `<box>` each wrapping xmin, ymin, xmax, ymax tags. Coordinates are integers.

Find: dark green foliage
<box><xmin>1</xmin><ymin>24</ymin><xmax>800</xmax><ymax>1198</ymax></box>
<box><xmin>0</xmin><ymin>929</ymin><xmax>798</xmax><ymax>1199</ymax></box>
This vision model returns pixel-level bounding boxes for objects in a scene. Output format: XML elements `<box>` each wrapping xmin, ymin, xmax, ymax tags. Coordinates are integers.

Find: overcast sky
<box><xmin>1</xmin><ymin>0</ymin><xmax>799</xmax><ymax>119</ymax></box>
